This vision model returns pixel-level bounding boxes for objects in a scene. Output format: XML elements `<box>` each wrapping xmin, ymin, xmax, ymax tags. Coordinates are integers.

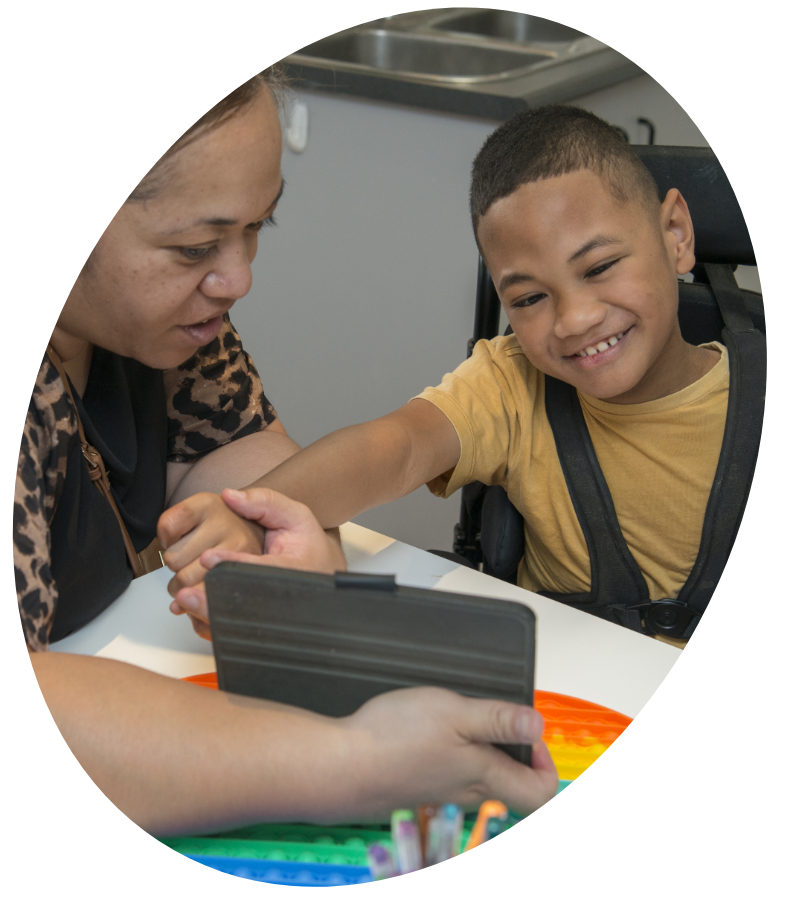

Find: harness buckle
<box><xmin>625</xmin><ymin>599</ymin><xmax>699</xmax><ymax>637</ymax></box>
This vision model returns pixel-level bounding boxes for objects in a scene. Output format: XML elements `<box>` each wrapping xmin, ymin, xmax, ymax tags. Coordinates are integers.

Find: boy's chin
<box><xmin>554</xmin><ymin>365</ymin><xmax>643</xmax><ymax>402</ymax></box>
<box><xmin>578</xmin><ymin>376</ymin><xmax>649</xmax><ymax>403</ymax></box>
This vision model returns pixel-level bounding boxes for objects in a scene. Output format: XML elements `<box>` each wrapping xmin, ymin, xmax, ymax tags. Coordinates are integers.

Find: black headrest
<box><xmin>632</xmin><ymin>146</ymin><xmax>755</xmax><ymax>267</ymax></box>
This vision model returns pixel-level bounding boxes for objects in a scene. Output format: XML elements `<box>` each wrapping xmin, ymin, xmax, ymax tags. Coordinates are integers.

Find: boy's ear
<box><xmin>660</xmin><ymin>188</ymin><xmax>696</xmax><ymax>276</ymax></box>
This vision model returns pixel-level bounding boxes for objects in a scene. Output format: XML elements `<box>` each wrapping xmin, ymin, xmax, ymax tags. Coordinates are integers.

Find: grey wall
<box><xmin>231</xmin><ymin>77</ymin><xmax>759</xmax><ymax>552</ymax></box>
<box><xmin>231</xmin><ymin>92</ymin><xmax>498</xmax><ymax>550</ymax></box>
<box><xmin>576</xmin><ymin>75</ymin><xmax>761</xmax><ymax>294</ymax></box>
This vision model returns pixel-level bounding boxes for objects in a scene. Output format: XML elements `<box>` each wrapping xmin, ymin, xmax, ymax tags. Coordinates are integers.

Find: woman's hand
<box><xmin>34</xmin><ymin>653</ymin><xmax>558</xmax><ymax>833</ymax></box>
<box><xmin>160</xmin><ymin>488</ymin><xmax>347</xmax><ymax>640</ymax></box>
<box><xmin>340</xmin><ymin>687</ymin><xmax>558</xmax><ymax>819</ymax></box>
<box><xmin>158</xmin><ymin>490</ymin><xmax>265</xmax><ymax>609</ymax></box>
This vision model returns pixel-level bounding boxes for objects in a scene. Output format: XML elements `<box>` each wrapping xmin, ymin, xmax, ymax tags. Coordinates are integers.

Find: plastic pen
<box><xmin>418</xmin><ymin>804</ymin><xmax>439</xmax><ymax>861</ymax></box>
<box><xmin>425</xmin><ymin>809</ymin><xmax>454</xmax><ymax>865</ymax></box>
<box><xmin>367</xmin><ymin>843</ymin><xmax>398</xmax><ymax>880</ymax></box>
<box><xmin>441</xmin><ymin>803</ymin><xmax>464</xmax><ymax>858</ymax></box>
<box><xmin>464</xmin><ymin>800</ymin><xmax>508</xmax><ymax>852</ymax></box>
<box><xmin>393</xmin><ymin>819</ymin><xmax>424</xmax><ymax>874</ymax></box>
<box><xmin>391</xmin><ymin>810</ymin><xmax>423</xmax><ymax>874</ymax></box>
<box><xmin>484</xmin><ymin>817</ymin><xmax>507</xmax><ymax>841</ymax></box>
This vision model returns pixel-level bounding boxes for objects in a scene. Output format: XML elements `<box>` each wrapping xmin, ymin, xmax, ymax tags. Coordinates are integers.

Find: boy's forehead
<box><xmin>483</xmin><ymin>170</ymin><xmax>622</xmax><ymax>227</ymax></box>
<box><xmin>477</xmin><ymin>170</ymin><xmax>648</xmax><ymax>266</ymax></box>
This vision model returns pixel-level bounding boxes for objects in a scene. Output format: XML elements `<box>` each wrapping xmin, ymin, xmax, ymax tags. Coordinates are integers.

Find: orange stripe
<box><xmin>534</xmin><ymin>691</ymin><xmax>632</xmax><ymax>780</ymax></box>
<box><xmin>182</xmin><ymin>672</ymin><xmax>218</xmax><ymax>689</ymax></box>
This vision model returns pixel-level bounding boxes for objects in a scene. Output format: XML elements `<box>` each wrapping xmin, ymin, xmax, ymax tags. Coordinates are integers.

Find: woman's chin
<box><xmin>128</xmin><ymin>343</ymin><xmax>203</xmax><ymax>371</ymax></box>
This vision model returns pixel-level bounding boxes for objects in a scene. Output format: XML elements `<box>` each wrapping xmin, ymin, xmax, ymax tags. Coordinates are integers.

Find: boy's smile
<box><xmin>477</xmin><ymin>170</ymin><xmax>717</xmax><ymax>403</ymax></box>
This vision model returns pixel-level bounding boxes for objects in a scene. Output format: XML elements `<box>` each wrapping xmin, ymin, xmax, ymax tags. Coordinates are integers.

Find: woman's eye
<box><xmin>248</xmin><ymin>214</ymin><xmax>277</xmax><ymax>233</ymax></box>
<box><xmin>178</xmin><ymin>245</ymin><xmax>216</xmax><ymax>262</ymax></box>
<box><xmin>175</xmin><ymin>218</ymin><xmax>276</xmax><ymax>261</ymax></box>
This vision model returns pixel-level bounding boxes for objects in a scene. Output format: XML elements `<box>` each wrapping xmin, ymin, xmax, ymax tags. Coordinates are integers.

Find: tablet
<box><xmin>206</xmin><ymin>564</ymin><xmax>536</xmax><ymax>765</ymax></box>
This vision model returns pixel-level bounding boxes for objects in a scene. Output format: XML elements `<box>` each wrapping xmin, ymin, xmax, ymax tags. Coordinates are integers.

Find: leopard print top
<box><xmin>16</xmin><ymin>316</ymin><xmax>276</xmax><ymax>651</ymax></box>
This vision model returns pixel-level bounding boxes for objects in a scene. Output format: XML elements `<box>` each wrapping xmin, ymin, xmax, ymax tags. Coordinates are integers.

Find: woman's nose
<box><xmin>199</xmin><ymin>246</ymin><xmax>253</xmax><ymax>301</ymax></box>
<box><xmin>553</xmin><ymin>288</ymin><xmax>607</xmax><ymax>340</ymax></box>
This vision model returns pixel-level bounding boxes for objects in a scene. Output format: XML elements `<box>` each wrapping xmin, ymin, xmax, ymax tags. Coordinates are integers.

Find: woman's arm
<box><xmin>162</xmin><ymin>420</ymin><xmax>303</xmax><ymax>619</ymax></box>
<box><xmin>165</xmin><ymin>418</ymin><xmax>300</xmax><ymax>505</ymax></box>
<box><xmin>33</xmin><ymin>652</ymin><xmax>557</xmax><ymax>835</ymax></box>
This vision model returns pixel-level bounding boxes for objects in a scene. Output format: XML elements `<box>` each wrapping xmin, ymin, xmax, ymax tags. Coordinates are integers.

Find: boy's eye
<box><xmin>512</xmin><ymin>292</ymin><xmax>546</xmax><ymax>309</ymax></box>
<box><xmin>587</xmin><ymin>259</ymin><xmax>618</xmax><ymax>278</ymax></box>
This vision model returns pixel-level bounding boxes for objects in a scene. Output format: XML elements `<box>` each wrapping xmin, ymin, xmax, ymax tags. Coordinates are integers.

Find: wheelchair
<box><xmin>434</xmin><ymin>146</ymin><xmax>766</xmax><ymax>640</ymax></box>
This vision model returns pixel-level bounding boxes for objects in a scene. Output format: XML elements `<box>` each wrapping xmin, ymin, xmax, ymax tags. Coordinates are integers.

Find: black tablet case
<box><xmin>206</xmin><ymin>564</ymin><xmax>536</xmax><ymax>765</ymax></box>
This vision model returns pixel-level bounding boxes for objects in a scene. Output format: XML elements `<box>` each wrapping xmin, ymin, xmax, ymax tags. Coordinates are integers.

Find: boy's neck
<box><xmin>601</xmin><ymin>329</ymin><xmax>720</xmax><ymax>405</ymax></box>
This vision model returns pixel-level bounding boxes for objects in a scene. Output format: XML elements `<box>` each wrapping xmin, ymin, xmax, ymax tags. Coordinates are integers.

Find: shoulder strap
<box><xmin>45</xmin><ymin>345</ymin><xmax>163</xmax><ymax>578</ymax></box>
<box><xmin>674</xmin><ymin>264</ymin><xmax>766</xmax><ymax>637</ymax></box>
<box><xmin>543</xmin><ymin>264</ymin><xmax>765</xmax><ymax>639</ymax></box>
<box><xmin>542</xmin><ymin>375</ymin><xmax>649</xmax><ymax>630</ymax></box>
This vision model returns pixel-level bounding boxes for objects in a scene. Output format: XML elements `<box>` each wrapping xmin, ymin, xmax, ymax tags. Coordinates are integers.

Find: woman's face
<box><xmin>56</xmin><ymin>86</ymin><xmax>283</xmax><ymax>369</ymax></box>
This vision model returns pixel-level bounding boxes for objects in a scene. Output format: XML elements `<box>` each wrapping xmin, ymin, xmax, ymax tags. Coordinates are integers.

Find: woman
<box><xmin>17</xmin><ymin>70</ymin><xmax>557</xmax><ymax>834</ymax></box>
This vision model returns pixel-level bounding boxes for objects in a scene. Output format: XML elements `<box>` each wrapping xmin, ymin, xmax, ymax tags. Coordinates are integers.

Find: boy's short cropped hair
<box><xmin>470</xmin><ymin>105</ymin><xmax>661</xmax><ymax>239</ymax></box>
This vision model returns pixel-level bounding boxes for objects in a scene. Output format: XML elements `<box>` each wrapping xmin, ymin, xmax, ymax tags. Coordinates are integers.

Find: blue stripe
<box><xmin>186</xmin><ymin>854</ymin><xmax>373</xmax><ymax>886</ymax></box>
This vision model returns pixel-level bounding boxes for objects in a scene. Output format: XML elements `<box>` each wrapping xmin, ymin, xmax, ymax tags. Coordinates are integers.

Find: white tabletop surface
<box><xmin>52</xmin><ymin>522</ymin><xmax>681</xmax><ymax>719</ymax></box>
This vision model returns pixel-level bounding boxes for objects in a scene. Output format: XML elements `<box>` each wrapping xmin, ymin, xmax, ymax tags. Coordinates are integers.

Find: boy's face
<box><xmin>476</xmin><ymin>170</ymin><xmax>695</xmax><ymax>403</ymax></box>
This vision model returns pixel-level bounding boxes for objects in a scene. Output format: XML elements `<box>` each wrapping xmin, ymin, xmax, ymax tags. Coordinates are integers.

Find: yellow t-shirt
<box><xmin>418</xmin><ymin>334</ymin><xmax>728</xmax><ymax>613</ymax></box>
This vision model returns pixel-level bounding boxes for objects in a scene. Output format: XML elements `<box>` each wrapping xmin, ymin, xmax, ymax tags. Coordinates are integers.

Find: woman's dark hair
<box><xmin>470</xmin><ymin>105</ymin><xmax>660</xmax><ymax>239</ymax></box>
<box><xmin>128</xmin><ymin>66</ymin><xmax>287</xmax><ymax>201</ymax></box>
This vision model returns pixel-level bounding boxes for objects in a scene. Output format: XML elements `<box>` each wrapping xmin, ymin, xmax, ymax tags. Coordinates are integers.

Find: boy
<box><xmin>161</xmin><ymin>106</ymin><xmax>728</xmax><ymax>649</ymax></box>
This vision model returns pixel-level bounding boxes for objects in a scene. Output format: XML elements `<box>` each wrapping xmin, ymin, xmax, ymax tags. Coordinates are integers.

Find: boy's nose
<box><xmin>552</xmin><ymin>289</ymin><xmax>607</xmax><ymax>341</ymax></box>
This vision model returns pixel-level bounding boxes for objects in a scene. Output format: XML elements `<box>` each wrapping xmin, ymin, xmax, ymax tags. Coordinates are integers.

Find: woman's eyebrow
<box><xmin>163</xmin><ymin>180</ymin><xmax>285</xmax><ymax>235</ymax></box>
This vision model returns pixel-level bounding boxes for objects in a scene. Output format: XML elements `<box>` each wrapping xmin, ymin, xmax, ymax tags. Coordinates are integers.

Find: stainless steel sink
<box><xmin>430</xmin><ymin>9</ymin><xmax>586</xmax><ymax>44</ymax></box>
<box><xmin>297</xmin><ymin>29</ymin><xmax>555</xmax><ymax>84</ymax></box>
<box><xmin>285</xmin><ymin>8</ymin><xmax>642</xmax><ymax>106</ymax></box>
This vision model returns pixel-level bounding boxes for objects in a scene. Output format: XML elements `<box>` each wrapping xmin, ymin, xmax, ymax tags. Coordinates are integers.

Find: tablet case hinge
<box><xmin>334</xmin><ymin>572</ymin><xmax>397</xmax><ymax>591</ymax></box>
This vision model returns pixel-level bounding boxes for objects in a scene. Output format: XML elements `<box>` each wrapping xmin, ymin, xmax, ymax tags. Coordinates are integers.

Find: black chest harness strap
<box><xmin>541</xmin><ymin>264</ymin><xmax>766</xmax><ymax>640</ymax></box>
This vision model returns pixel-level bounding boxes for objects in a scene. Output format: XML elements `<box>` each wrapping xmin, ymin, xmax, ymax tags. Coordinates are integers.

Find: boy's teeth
<box><xmin>577</xmin><ymin>332</ymin><xmax>624</xmax><ymax>357</ymax></box>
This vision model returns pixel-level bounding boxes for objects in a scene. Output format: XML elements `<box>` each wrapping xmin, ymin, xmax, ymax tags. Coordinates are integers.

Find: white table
<box><xmin>52</xmin><ymin>522</ymin><xmax>680</xmax><ymax>719</ymax></box>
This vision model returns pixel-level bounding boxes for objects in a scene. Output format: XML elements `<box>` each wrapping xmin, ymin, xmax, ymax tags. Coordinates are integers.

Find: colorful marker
<box><xmin>367</xmin><ymin>843</ymin><xmax>398</xmax><ymax>880</ymax></box>
<box><xmin>464</xmin><ymin>800</ymin><xmax>508</xmax><ymax>852</ymax></box>
<box><xmin>425</xmin><ymin>810</ymin><xmax>453</xmax><ymax>865</ymax></box>
<box><xmin>442</xmin><ymin>804</ymin><xmax>465</xmax><ymax>858</ymax></box>
<box><xmin>393</xmin><ymin>819</ymin><xmax>423</xmax><ymax>874</ymax></box>
<box><xmin>391</xmin><ymin>810</ymin><xmax>424</xmax><ymax>874</ymax></box>
<box><xmin>484</xmin><ymin>817</ymin><xmax>507</xmax><ymax>841</ymax></box>
<box><xmin>418</xmin><ymin>804</ymin><xmax>439</xmax><ymax>861</ymax></box>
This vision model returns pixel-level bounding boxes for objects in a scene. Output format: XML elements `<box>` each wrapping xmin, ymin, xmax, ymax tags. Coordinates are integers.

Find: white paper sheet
<box><xmin>52</xmin><ymin>523</ymin><xmax>678</xmax><ymax>716</ymax></box>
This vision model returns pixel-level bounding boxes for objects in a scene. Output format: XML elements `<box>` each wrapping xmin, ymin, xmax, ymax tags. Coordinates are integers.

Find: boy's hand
<box><xmin>163</xmin><ymin>488</ymin><xmax>347</xmax><ymax>640</ymax></box>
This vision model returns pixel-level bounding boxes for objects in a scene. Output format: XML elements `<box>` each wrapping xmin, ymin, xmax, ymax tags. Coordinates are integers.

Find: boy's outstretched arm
<box><xmin>254</xmin><ymin>398</ymin><xmax>461</xmax><ymax>527</ymax></box>
<box><xmin>159</xmin><ymin>399</ymin><xmax>460</xmax><ymax>601</ymax></box>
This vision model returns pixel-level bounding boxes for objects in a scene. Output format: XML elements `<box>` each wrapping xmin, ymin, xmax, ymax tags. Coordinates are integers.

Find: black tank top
<box><xmin>48</xmin><ymin>347</ymin><xmax>168</xmax><ymax>642</ymax></box>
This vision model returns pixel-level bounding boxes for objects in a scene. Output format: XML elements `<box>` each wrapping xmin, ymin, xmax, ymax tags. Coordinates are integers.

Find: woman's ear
<box><xmin>661</xmin><ymin>188</ymin><xmax>696</xmax><ymax>275</ymax></box>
